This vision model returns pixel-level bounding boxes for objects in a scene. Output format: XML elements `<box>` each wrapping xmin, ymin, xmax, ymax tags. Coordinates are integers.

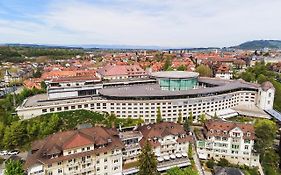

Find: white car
<box><xmin>0</xmin><ymin>150</ymin><xmax>8</xmax><ymax>156</ymax></box>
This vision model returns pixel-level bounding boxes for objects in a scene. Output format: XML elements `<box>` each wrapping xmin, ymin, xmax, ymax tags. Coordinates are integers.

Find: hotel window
<box><xmin>50</xmin><ymin>108</ymin><xmax>54</xmax><ymax>112</ymax></box>
<box><xmin>57</xmin><ymin>107</ymin><xmax>62</xmax><ymax>111</ymax></box>
<box><xmin>71</xmin><ymin>106</ymin><xmax>75</xmax><ymax>109</ymax></box>
<box><xmin>64</xmin><ymin>106</ymin><xmax>69</xmax><ymax>110</ymax></box>
<box><xmin>84</xmin><ymin>104</ymin><xmax>88</xmax><ymax>108</ymax></box>
<box><xmin>78</xmin><ymin>105</ymin><xmax>82</xmax><ymax>109</ymax></box>
<box><xmin>58</xmin><ymin>169</ymin><xmax>62</xmax><ymax>173</ymax></box>
<box><xmin>42</xmin><ymin>109</ymin><xmax>47</xmax><ymax>113</ymax></box>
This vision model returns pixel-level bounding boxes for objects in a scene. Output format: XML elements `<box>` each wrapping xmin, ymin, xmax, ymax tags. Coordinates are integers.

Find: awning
<box><xmin>157</xmin><ymin>157</ymin><xmax>164</xmax><ymax>162</ymax></box>
<box><xmin>164</xmin><ymin>155</ymin><xmax>170</xmax><ymax>160</ymax></box>
<box><xmin>176</xmin><ymin>153</ymin><xmax>182</xmax><ymax>158</ymax></box>
<box><xmin>170</xmin><ymin>154</ymin><xmax>176</xmax><ymax>159</ymax></box>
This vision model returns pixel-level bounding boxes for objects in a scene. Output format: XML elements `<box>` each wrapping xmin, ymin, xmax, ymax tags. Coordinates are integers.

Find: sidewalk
<box><xmin>192</xmin><ymin>145</ymin><xmax>205</xmax><ymax>175</ymax></box>
<box><xmin>191</xmin><ymin>130</ymin><xmax>205</xmax><ymax>175</ymax></box>
<box><xmin>258</xmin><ymin>163</ymin><xmax>264</xmax><ymax>175</ymax></box>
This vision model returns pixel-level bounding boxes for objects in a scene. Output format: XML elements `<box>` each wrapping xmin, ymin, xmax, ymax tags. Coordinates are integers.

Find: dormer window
<box><xmin>210</xmin><ymin>129</ymin><xmax>213</xmax><ymax>133</ymax></box>
<box><xmin>247</xmin><ymin>132</ymin><xmax>251</xmax><ymax>137</ymax></box>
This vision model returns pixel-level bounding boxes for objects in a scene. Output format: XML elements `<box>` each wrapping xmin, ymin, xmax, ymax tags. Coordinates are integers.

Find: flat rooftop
<box><xmin>20</xmin><ymin>94</ymin><xmax>102</xmax><ymax>108</ymax></box>
<box><xmin>18</xmin><ymin>78</ymin><xmax>260</xmax><ymax>109</ymax></box>
<box><xmin>150</xmin><ymin>71</ymin><xmax>199</xmax><ymax>79</ymax></box>
<box><xmin>99</xmin><ymin>78</ymin><xmax>259</xmax><ymax>99</ymax></box>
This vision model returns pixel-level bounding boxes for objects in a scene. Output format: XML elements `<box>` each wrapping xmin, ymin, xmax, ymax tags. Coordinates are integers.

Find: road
<box><xmin>0</xmin><ymin>151</ymin><xmax>28</xmax><ymax>174</ymax></box>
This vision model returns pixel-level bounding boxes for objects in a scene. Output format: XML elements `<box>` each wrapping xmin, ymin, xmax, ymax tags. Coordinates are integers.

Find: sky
<box><xmin>0</xmin><ymin>0</ymin><xmax>281</xmax><ymax>48</ymax></box>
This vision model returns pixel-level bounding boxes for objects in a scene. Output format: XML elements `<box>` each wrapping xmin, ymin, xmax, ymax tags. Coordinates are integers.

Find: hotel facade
<box><xmin>17</xmin><ymin>71</ymin><xmax>275</xmax><ymax>122</ymax></box>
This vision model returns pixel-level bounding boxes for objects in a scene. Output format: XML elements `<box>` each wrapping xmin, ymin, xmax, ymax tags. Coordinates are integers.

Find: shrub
<box><xmin>206</xmin><ymin>159</ymin><xmax>215</xmax><ymax>169</ymax></box>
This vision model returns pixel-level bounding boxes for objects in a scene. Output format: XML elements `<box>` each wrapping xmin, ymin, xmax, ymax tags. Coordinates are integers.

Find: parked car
<box><xmin>8</xmin><ymin>150</ymin><xmax>19</xmax><ymax>155</ymax></box>
<box><xmin>0</xmin><ymin>150</ymin><xmax>8</xmax><ymax>156</ymax></box>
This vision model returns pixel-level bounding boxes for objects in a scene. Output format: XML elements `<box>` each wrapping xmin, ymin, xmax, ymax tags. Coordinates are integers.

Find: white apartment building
<box><xmin>25</xmin><ymin>122</ymin><xmax>194</xmax><ymax>175</ymax></box>
<box><xmin>25</xmin><ymin>126</ymin><xmax>123</xmax><ymax>175</ymax></box>
<box><xmin>122</xmin><ymin>122</ymin><xmax>193</xmax><ymax>174</ymax></box>
<box><xmin>196</xmin><ymin>120</ymin><xmax>259</xmax><ymax>167</ymax></box>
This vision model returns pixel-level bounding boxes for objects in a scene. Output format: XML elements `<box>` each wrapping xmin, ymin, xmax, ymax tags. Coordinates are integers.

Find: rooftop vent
<box><xmin>76</xmin><ymin>123</ymin><xmax>93</xmax><ymax>130</ymax></box>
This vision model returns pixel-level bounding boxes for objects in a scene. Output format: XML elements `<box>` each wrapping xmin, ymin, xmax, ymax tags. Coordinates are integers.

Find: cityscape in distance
<box><xmin>1</xmin><ymin>1</ymin><xmax>281</xmax><ymax>175</ymax></box>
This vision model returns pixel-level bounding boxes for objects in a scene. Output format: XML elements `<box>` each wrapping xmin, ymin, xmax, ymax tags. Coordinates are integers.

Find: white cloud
<box><xmin>1</xmin><ymin>0</ymin><xmax>281</xmax><ymax>47</ymax></box>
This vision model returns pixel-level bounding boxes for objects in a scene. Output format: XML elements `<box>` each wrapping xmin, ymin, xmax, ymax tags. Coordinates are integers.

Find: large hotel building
<box><xmin>17</xmin><ymin>71</ymin><xmax>275</xmax><ymax>122</ymax></box>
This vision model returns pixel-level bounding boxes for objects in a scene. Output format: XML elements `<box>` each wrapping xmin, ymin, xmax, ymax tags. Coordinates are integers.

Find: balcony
<box><xmin>122</xmin><ymin>157</ymin><xmax>190</xmax><ymax>175</ymax></box>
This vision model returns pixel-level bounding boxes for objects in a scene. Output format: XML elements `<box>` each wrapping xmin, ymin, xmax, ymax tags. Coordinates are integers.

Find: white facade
<box><xmin>17</xmin><ymin>90</ymin><xmax>258</xmax><ymax>122</ymax></box>
<box><xmin>257</xmin><ymin>87</ymin><xmax>275</xmax><ymax>110</ymax></box>
<box><xmin>215</xmin><ymin>72</ymin><xmax>233</xmax><ymax>80</ymax></box>
<box><xmin>197</xmin><ymin>123</ymin><xmax>259</xmax><ymax>167</ymax></box>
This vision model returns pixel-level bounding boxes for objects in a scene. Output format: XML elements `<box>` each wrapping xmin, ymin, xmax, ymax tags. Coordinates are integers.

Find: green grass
<box><xmin>39</xmin><ymin>110</ymin><xmax>105</xmax><ymax>130</ymax></box>
<box><xmin>227</xmin><ymin>116</ymin><xmax>255</xmax><ymax>123</ymax></box>
<box><xmin>37</xmin><ymin>110</ymin><xmax>143</xmax><ymax>130</ymax></box>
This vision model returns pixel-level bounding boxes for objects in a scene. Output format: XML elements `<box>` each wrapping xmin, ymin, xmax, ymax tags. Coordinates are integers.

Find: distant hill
<box><xmin>2</xmin><ymin>43</ymin><xmax>163</xmax><ymax>50</ymax></box>
<box><xmin>233</xmin><ymin>40</ymin><xmax>281</xmax><ymax>50</ymax></box>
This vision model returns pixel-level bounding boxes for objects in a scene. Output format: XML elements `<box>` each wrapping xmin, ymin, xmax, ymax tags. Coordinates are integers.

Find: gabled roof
<box><xmin>97</xmin><ymin>64</ymin><xmax>147</xmax><ymax>77</ymax></box>
<box><xmin>25</xmin><ymin>127</ymin><xmax>124</xmax><ymax>170</ymax></box>
<box><xmin>203</xmin><ymin>119</ymin><xmax>255</xmax><ymax>140</ymax></box>
<box><xmin>62</xmin><ymin>131</ymin><xmax>93</xmax><ymax>150</ymax></box>
<box><xmin>137</xmin><ymin>122</ymin><xmax>192</xmax><ymax>147</ymax></box>
<box><xmin>261</xmin><ymin>81</ymin><xmax>274</xmax><ymax>91</ymax></box>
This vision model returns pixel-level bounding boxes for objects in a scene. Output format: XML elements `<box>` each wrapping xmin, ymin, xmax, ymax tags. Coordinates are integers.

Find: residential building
<box><xmin>196</xmin><ymin>120</ymin><xmax>259</xmax><ymax>167</ymax></box>
<box><xmin>25</xmin><ymin>126</ymin><xmax>124</xmax><ymax>175</ymax></box>
<box><xmin>122</xmin><ymin>122</ymin><xmax>193</xmax><ymax>174</ymax></box>
<box><xmin>97</xmin><ymin>64</ymin><xmax>147</xmax><ymax>80</ymax></box>
<box><xmin>215</xmin><ymin>64</ymin><xmax>233</xmax><ymax>80</ymax></box>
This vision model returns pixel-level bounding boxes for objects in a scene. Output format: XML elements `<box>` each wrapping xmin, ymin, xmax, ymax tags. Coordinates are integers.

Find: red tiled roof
<box><xmin>97</xmin><ymin>64</ymin><xmax>147</xmax><ymax>77</ymax></box>
<box><xmin>25</xmin><ymin>127</ymin><xmax>124</xmax><ymax>169</ymax></box>
<box><xmin>138</xmin><ymin>122</ymin><xmax>192</xmax><ymax>147</ymax></box>
<box><xmin>203</xmin><ymin>120</ymin><xmax>255</xmax><ymax>140</ymax></box>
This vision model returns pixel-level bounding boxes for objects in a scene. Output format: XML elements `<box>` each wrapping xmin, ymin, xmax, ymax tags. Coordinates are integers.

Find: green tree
<box><xmin>3</xmin><ymin>121</ymin><xmax>27</xmax><ymax>149</ymax></box>
<box><xmin>195</xmin><ymin>65</ymin><xmax>212</xmax><ymax>77</ymax></box>
<box><xmin>4</xmin><ymin>159</ymin><xmax>25</xmax><ymax>175</ymax></box>
<box><xmin>167</xmin><ymin>167</ymin><xmax>184</xmax><ymax>175</ymax></box>
<box><xmin>217</xmin><ymin>158</ymin><xmax>230</xmax><ymax>167</ymax></box>
<box><xmin>138</xmin><ymin>141</ymin><xmax>159</xmax><ymax>175</ymax></box>
<box><xmin>177</xmin><ymin>111</ymin><xmax>183</xmax><ymax>124</ymax></box>
<box><xmin>156</xmin><ymin>107</ymin><xmax>162</xmax><ymax>123</ymax></box>
<box><xmin>206</xmin><ymin>159</ymin><xmax>215</xmax><ymax>169</ymax></box>
<box><xmin>167</xmin><ymin>167</ymin><xmax>198</xmax><ymax>175</ymax></box>
<box><xmin>241</xmin><ymin>71</ymin><xmax>255</xmax><ymax>82</ymax></box>
<box><xmin>0</xmin><ymin>122</ymin><xmax>5</xmax><ymax>149</ymax></box>
<box><xmin>213</xmin><ymin>112</ymin><xmax>218</xmax><ymax>119</ymax></box>
<box><xmin>163</xmin><ymin>58</ymin><xmax>172</xmax><ymax>71</ymax></box>
<box><xmin>183</xmin><ymin>116</ymin><xmax>190</xmax><ymax>132</ymax></box>
<box><xmin>33</xmin><ymin>68</ymin><xmax>42</xmax><ymax>78</ymax></box>
<box><xmin>254</xmin><ymin>119</ymin><xmax>277</xmax><ymax>158</ymax></box>
<box><xmin>40</xmin><ymin>81</ymin><xmax>47</xmax><ymax>91</ymax></box>
<box><xmin>198</xmin><ymin>114</ymin><xmax>206</xmax><ymax>124</ymax></box>
<box><xmin>177</xmin><ymin>65</ymin><xmax>187</xmax><ymax>71</ymax></box>
<box><xmin>257</xmin><ymin>74</ymin><xmax>268</xmax><ymax>84</ymax></box>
